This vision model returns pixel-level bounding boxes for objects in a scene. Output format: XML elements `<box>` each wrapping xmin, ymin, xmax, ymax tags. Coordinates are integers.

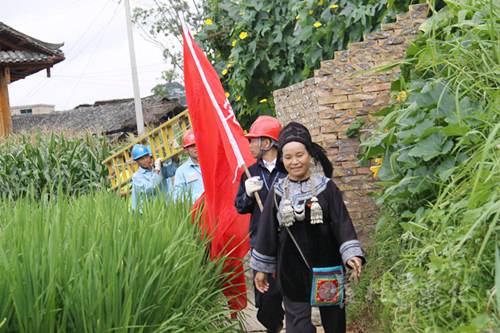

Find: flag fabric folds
<box><xmin>182</xmin><ymin>23</ymin><xmax>255</xmax><ymax>312</ymax></box>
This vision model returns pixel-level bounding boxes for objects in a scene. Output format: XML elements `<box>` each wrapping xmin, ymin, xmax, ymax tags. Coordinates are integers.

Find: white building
<box><xmin>11</xmin><ymin>104</ymin><xmax>55</xmax><ymax>116</ymax></box>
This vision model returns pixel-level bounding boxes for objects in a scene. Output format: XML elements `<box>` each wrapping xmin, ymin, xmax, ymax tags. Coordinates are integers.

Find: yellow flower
<box><xmin>318</xmin><ymin>0</ymin><xmax>324</xmax><ymax>5</ymax></box>
<box><xmin>216</xmin><ymin>53</ymin><xmax>221</xmax><ymax>58</ymax></box>
<box><xmin>314</xmin><ymin>22</ymin><xmax>323</xmax><ymax>28</ymax></box>
<box><xmin>239</xmin><ymin>12</ymin><xmax>244</xmax><ymax>15</ymax></box>
<box><xmin>225</xmin><ymin>92</ymin><xmax>230</xmax><ymax>98</ymax></box>
<box><xmin>296</xmin><ymin>14</ymin><xmax>300</xmax><ymax>19</ymax></box>
<box><xmin>259</xmin><ymin>99</ymin><xmax>267</xmax><ymax>103</ymax></box>
<box><xmin>232</xmin><ymin>40</ymin><xmax>237</xmax><ymax>46</ymax></box>
<box><xmin>239</xmin><ymin>32</ymin><xmax>248</xmax><ymax>40</ymax></box>
<box><xmin>222</xmin><ymin>69</ymin><xmax>228</xmax><ymax>76</ymax></box>
<box><xmin>330</xmin><ymin>4</ymin><xmax>339</xmax><ymax>8</ymax></box>
<box><xmin>396</xmin><ymin>91</ymin><xmax>407</xmax><ymax>101</ymax></box>
<box><xmin>205</xmin><ymin>19</ymin><xmax>213</xmax><ymax>25</ymax></box>
<box><xmin>370</xmin><ymin>157</ymin><xmax>383</xmax><ymax>178</ymax></box>
<box><xmin>236</xmin><ymin>96</ymin><xmax>241</xmax><ymax>101</ymax></box>
<box><xmin>227</xmin><ymin>63</ymin><xmax>232</xmax><ymax>68</ymax></box>
<box><xmin>309</xmin><ymin>10</ymin><xmax>314</xmax><ymax>14</ymax></box>
<box><xmin>370</xmin><ymin>165</ymin><xmax>381</xmax><ymax>178</ymax></box>
<box><xmin>384</xmin><ymin>127</ymin><xmax>388</xmax><ymax>133</ymax></box>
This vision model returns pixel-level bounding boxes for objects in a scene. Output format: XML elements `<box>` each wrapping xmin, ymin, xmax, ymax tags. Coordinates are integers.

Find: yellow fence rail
<box><xmin>102</xmin><ymin>109</ymin><xmax>191</xmax><ymax>190</ymax></box>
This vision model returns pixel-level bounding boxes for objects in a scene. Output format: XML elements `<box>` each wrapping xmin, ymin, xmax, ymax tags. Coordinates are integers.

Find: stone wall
<box><xmin>273</xmin><ymin>4</ymin><xmax>428</xmax><ymax>237</ymax></box>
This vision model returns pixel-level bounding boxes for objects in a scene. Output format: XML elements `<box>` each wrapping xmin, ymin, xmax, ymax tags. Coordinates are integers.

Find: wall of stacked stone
<box><xmin>273</xmin><ymin>4</ymin><xmax>428</xmax><ymax>238</ymax></box>
<box><xmin>274</xmin><ymin>78</ymin><xmax>320</xmax><ymax>136</ymax></box>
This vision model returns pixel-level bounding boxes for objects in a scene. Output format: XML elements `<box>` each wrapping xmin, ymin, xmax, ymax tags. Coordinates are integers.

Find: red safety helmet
<box><xmin>182</xmin><ymin>130</ymin><xmax>196</xmax><ymax>148</ymax></box>
<box><xmin>245</xmin><ymin>116</ymin><xmax>282</xmax><ymax>141</ymax></box>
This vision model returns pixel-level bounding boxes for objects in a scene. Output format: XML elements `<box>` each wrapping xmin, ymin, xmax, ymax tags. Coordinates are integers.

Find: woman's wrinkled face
<box><xmin>282</xmin><ymin>141</ymin><xmax>311</xmax><ymax>181</ymax></box>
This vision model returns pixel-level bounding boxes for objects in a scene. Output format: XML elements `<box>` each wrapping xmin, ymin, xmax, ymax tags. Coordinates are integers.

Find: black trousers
<box><xmin>253</xmin><ymin>269</ymin><xmax>285</xmax><ymax>331</ymax></box>
<box><xmin>282</xmin><ymin>295</ymin><xmax>345</xmax><ymax>333</ymax></box>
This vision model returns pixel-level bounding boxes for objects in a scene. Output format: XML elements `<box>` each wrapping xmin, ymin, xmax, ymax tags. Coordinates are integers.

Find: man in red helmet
<box><xmin>235</xmin><ymin>116</ymin><xmax>286</xmax><ymax>333</ymax></box>
<box><xmin>173</xmin><ymin>130</ymin><xmax>205</xmax><ymax>202</ymax></box>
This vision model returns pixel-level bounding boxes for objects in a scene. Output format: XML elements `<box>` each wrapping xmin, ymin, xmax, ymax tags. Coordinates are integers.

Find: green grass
<box><xmin>0</xmin><ymin>189</ymin><xmax>241</xmax><ymax>332</ymax></box>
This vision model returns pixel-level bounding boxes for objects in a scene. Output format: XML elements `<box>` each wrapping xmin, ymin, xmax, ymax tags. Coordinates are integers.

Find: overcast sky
<box><xmin>3</xmin><ymin>0</ymin><xmax>170</xmax><ymax>111</ymax></box>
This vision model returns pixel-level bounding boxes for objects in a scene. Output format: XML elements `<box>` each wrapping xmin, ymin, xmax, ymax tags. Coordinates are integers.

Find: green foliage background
<box><xmin>357</xmin><ymin>0</ymin><xmax>500</xmax><ymax>330</ymax></box>
<box><xmin>198</xmin><ymin>0</ymin><xmax>416</xmax><ymax>126</ymax></box>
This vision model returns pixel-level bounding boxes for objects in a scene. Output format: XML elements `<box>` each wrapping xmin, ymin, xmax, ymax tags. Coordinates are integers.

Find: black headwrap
<box><xmin>279</xmin><ymin>122</ymin><xmax>333</xmax><ymax>178</ymax></box>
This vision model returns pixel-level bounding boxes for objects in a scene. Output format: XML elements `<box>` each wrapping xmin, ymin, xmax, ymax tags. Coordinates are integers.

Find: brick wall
<box><xmin>273</xmin><ymin>4</ymin><xmax>428</xmax><ymax>237</ymax></box>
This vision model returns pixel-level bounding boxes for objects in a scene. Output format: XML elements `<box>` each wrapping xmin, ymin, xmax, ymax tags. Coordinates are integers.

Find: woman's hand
<box><xmin>347</xmin><ymin>256</ymin><xmax>362</xmax><ymax>281</ymax></box>
<box><xmin>254</xmin><ymin>272</ymin><xmax>269</xmax><ymax>293</ymax></box>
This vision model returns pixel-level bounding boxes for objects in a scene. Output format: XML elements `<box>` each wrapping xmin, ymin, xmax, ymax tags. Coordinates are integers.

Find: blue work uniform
<box><xmin>173</xmin><ymin>157</ymin><xmax>204</xmax><ymax>203</ymax></box>
<box><xmin>161</xmin><ymin>159</ymin><xmax>180</xmax><ymax>179</ymax></box>
<box><xmin>131</xmin><ymin>166</ymin><xmax>172</xmax><ymax>212</ymax></box>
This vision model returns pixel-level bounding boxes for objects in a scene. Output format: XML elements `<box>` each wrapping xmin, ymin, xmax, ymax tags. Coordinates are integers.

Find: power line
<box><xmin>64</xmin><ymin>0</ymin><xmax>123</xmax><ymax>108</ymax></box>
<box><xmin>10</xmin><ymin>0</ymin><xmax>167</xmax><ymax>109</ymax></box>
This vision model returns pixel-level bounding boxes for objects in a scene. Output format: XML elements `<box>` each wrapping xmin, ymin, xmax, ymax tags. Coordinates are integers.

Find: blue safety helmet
<box><xmin>147</xmin><ymin>145</ymin><xmax>153</xmax><ymax>157</ymax></box>
<box><xmin>132</xmin><ymin>144</ymin><xmax>149</xmax><ymax>160</ymax></box>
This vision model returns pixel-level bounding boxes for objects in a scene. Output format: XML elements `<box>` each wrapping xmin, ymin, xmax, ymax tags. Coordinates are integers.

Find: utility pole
<box><xmin>124</xmin><ymin>0</ymin><xmax>145</xmax><ymax>136</ymax></box>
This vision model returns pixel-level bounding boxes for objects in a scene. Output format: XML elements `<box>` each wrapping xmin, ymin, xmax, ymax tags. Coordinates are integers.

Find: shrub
<box><xmin>358</xmin><ymin>0</ymin><xmax>500</xmax><ymax>330</ymax></box>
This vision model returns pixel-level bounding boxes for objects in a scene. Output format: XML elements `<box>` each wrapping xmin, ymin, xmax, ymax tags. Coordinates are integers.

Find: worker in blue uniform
<box><xmin>130</xmin><ymin>144</ymin><xmax>172</xmax><ymax>212</ymax></box>
<box><xmin>173</xmin><ymin>130</ymin><xmax>204</xmax><ymax>203</ymax></box>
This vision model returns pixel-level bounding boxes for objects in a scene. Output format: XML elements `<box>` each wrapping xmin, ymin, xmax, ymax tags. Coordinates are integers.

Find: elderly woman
<box><xmin>250</xmin><ymin>122</ymin><xmax>365</xmax><ymax>333</ymax></box>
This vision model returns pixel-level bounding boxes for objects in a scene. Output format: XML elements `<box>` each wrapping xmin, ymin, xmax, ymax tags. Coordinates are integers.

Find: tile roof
<box><xmin>0</xmin><ymin>50</ymin><xmax>55</xmax><ymax>64</ymax></box>
<box><xmin>0</xmin><ymin>21</ymin><xmax>64</xmax><ymax>81</ymax></box>
<box><xmin>12</xmin><ymin>95</ymin><xmax>187</xmax><ymax>142</ymax></box>
<box><xmin>0</xmin><ymin>22</ymin><xmax>64</xmax><ymax>57</ymax></box>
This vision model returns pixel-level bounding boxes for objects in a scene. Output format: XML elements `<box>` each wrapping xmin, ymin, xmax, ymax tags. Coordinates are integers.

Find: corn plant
<box><xmin>0</xmin><ymin>189</ymin><xmax>242</xmax><ymax>332</ymax></box>
<box><xmin>0</xmin><ymin>131</ymin><xmax>110</xmax><ymax>199</ymax></box>
<box><xmin>357</xmin><ymin>0</ymin><xmax>500</xmax><ymax>330</ymax></box>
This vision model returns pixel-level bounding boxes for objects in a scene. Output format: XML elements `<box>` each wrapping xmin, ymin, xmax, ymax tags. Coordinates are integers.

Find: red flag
<box><xmin>182</xmin><ymin>24</ymin><xmax>255</xmax><ymax>312</ymax></box>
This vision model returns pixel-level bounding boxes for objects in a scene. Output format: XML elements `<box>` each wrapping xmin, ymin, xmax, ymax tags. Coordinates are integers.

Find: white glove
<box><xmin>155</xmin><ymin>158</ymin><xmax>162</xmax><ymax>171</ymax></box>
<box><xmin>245</xmin><ymin>177</ymin><xmax>263</xmax><ymax>197</ymax></box>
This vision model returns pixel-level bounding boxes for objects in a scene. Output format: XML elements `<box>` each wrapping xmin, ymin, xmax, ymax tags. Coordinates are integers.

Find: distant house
<box><xmin>11</xmin><ymin>104</ymin><xmax>55</xmax><ymax>116</ymax></box>
<box><xmin>12</xmin><ymin>95</ymin><xmax>186</xmax><ymax>142</ymax></box>
<box><xmin>0</xmin><ymin>22</ymin><xmax>64</xmax><ymax>136</ymax></box>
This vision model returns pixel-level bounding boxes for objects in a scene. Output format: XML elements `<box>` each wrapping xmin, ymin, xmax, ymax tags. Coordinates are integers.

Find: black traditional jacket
<box><xmin>250</xmin><ymin>174</ymin><xmax>365</xmax><ymax>302</ymax></box>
